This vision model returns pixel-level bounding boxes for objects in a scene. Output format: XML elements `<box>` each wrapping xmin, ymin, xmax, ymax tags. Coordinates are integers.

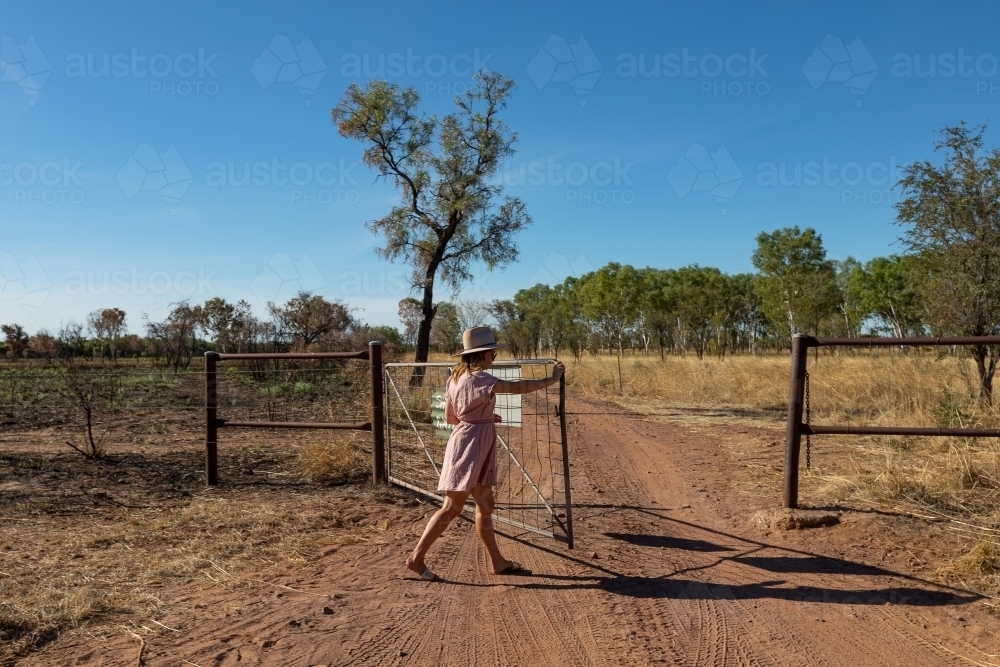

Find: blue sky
<box><xmin>3</xmin><ymin>0</ymin><xmax>999</xmax><ymax>334</ymax></box>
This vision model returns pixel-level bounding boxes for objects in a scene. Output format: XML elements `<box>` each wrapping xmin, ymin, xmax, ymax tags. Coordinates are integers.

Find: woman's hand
<box><xmin>494</xmin><ymin>414</ymin><xmax>503</xmax><ymax>423</ymax></box>
<box><xmin>552</xmin><ymin>361</ymin><xmax>565</xmax><ymax>381</ymax></box>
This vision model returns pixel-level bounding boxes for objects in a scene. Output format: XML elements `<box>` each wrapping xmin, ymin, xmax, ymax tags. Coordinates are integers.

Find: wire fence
<box><xmin>0</xmin><ymin>364</ymin><xmax>203</xmax><ymax>436</ymax></box>
<box><xmin>384</xmin><ymin>361</ymin><xmax>572</xmax><ymax>545</ymax></box>
<box><xmin>213</xmin><ymin>357</ymin><xmax>370</xmax><ymax>427</ymax></box>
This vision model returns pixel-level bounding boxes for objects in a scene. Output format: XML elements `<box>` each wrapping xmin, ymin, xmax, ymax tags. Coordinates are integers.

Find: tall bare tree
<box><xmin>87</xmin><ymin>308</ymin><xmax>126</xmax><ymax>365</ymax></box>
<box><xmin>332</xmin><ymin>70</ymin><xmax>530</xmax><ymax>371</ymax></box>
<box><xmin>145</xmin><ymin>302</ymin><xmax>199</xmax><ymax>374</ymax></box>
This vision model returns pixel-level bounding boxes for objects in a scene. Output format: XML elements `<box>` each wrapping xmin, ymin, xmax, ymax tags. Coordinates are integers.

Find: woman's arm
<box><xmin>492</xmin><ymin>362</ymin><xmax>565</xmax><ymax>395</ymax></box>
<box><xmin>445</xmin><ymin>397</ymin><xmax>459</xmax><ymax>425</ymax></box>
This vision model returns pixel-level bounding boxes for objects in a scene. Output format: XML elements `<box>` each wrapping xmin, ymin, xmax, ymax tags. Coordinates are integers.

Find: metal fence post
<box><xmin>369</xmin><ymin>341</ymin><xmax>386</xmax><ymax>484</ymax></box>
<box><xmin>205</xmin><ymin>351</ymin><xmax>219</xmax><ymax>486</ymax></box>
<box><xmin>783</xmin><ymin>335</ymin><xmax>809</xmax><ymax>508</ymax></box>
<box><xmin>559</xmin><ymin>373</ymin><xmax>574</xmax><ymax>549</ymax></box>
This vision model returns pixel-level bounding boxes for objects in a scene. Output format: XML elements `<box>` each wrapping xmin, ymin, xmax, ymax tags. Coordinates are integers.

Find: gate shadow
<box><xmin>459</xmin><ymin>504</ymin><xmax>982</xmax><ymax>608</ymax></box>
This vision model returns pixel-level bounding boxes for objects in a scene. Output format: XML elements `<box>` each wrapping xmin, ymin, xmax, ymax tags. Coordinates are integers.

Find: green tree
<box><xmin>724</xmin><ymin>273</ymin><xmax>765</xmax><ymax>355</ymax></box>
<box><xmin>397</xmin><ymin>297</ymin><xmax>422</xmax><ymax>348</ymax></box>
<box><xmin>86</xmin><ymin>308</ymin><xmax>127</xmax><ymax>365</ymax></box>
<box><xmin>332</xmin><ymin>71</ymin><xmax>530</xmax><ymax>371</ymax></box>
<box><xmin>545</xmin><ymin>281</ymin><xmax>581</xmax><ymax>359</ymax></box>
<box><xmin>577</xmin><ymin>263</ymin><xmax>642</xmax><ymax>356</ymax></box>
<box><xmin>833</xmin><ymin>258</ymin><xmax>868</xmax><ymax>338</ymax></box>
<box><xmin>194</xmin><ymin>297</ymin><xmax>234</xmax><ymax>352</ymax></box>
<box><xmin>637</xmin><ymin>268</ymin><xmax>679</xmax><ymax>359</ymax></box>
<box><xmin>488</xmin><ymin>298</ymin><xmax>527</xmax><ymax>359</ymax></box>
<box><xmin>849</xmin><ymin>256</ymin><xmax>921</xmax><ymax>337</ymax></box>
<box><xmin>752</xmin><ymin>227</ymin><xmax>841</xmax><ymax>339</ymax></box>
<box><xmin>145</xmin><ymin>302</ymin><xmax>201</xmax><ymax>373</ymax></box>
<box><xmin>672</xmin><ymin>265</ymin><xmax>727</xmax><ymax>360</ymax></box>
<box><xmin>896</xmin><ymin>122</ymin><xmax>1000</xmax><ymax>402</ymax></box>
<box><xmin>513</xmin><ymin>284</ymin><xmax>551</xmax><ymax>357</ymax></box>
<box><xmin>430</xmin><ymin>302</ymin><xmax>461</xmax><ymax>354</ymax></box>
<box><xmin>268</xmin><ymin>292</ymin><xmax>354</xmax><ymax>351</ymax></box>
<box><xmin>1</xmin><ymin>324</ymin><xmax>29</xmax><ymax>359</ymax></box>
<box><xmin>371</xmin><ymin>325</ymin><xmax>405</xmax><ymax>352</ymax></box>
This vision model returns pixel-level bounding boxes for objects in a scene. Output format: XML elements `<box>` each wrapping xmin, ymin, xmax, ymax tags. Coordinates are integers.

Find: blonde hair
<box><xmin>450</xmin><ymin>350</ymin><xmax>491</xmax><ymax>382</ymax></box>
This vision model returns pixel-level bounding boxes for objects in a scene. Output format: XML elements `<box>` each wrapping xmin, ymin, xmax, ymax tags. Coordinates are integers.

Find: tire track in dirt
<box><xmin>566</xmin><ymin>405</ymin><xmax>991</xmax><ymax>667</ymax></box>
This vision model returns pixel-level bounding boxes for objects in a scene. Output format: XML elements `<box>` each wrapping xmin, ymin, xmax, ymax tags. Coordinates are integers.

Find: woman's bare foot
<box><xmin>491</xmin><ymin>559</ymin><xmax>524</xmax><ymax>575</ymax></box>
<box><xmin>405</xmin><ymin>554</ymin><xmax>426</xmax><ymax>577</ymax></box>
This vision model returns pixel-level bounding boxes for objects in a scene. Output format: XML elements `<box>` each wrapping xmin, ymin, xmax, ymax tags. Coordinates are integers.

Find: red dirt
<box><xmin>8</xmin><ymin>399</ymin><xmax>998</xmax><ymax>666</ymax></box>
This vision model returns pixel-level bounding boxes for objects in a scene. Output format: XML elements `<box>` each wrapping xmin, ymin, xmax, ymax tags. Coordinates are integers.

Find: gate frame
<box><xmin>784</xmin><ymin>334</ymin><xmax>1000</xmax><ymax>508</ymax></box>
<box><xmin>204</xmin><ymin>342</ymin><xmax>385</xmax><ymax>486</ymax></box>
<box><xmin>383</xmin><ymin>360</ymin><xmax>574</xmax><ymax>548</ymax></box>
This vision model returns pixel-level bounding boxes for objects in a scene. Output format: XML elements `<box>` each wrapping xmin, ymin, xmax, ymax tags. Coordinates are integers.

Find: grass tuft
<box><xmin>294</xmin><ymin>435</ymin><xmax>369</xmax><ymax>484</ymax></box>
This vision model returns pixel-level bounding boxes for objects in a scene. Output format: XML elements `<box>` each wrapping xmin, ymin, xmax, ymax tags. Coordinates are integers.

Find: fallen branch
<box><xmin>150</xmin><ymin>619</ymin><xmax>179</xmax><ymax>633</ymax></box>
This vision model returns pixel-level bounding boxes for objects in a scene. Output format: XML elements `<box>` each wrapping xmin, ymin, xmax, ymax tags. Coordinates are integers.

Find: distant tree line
<box><xmin>1</xmin><ymin>292</ymin><xmax>403</xmax><ymax>373</ymax></box>
<box><xmin>482</xmin><ymin>236</ymin><xmax>921</xmax><ymax>362</ymax></box>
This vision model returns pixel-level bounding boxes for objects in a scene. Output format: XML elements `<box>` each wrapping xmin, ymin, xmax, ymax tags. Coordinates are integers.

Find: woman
<box><xmin>405</xmin><ymin>326</ymin><xmax>565</xmax><ymax>581</ymax></box>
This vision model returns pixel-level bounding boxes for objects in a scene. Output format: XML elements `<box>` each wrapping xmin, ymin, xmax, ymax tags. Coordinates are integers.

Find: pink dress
<box><xmin>437</xmin><ymin>370</ymin><xmax>500</xmax><ymax>492</ymax></box>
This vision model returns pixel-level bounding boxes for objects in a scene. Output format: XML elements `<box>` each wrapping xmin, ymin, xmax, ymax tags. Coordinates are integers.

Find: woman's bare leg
<box><xmin>471</xmin><ymin>485</ymin><xmax>515</xmax><ymax>573</ymax></box>
<box><xmin>406</xmin><ymin>491</ymin><xmax>468</xmax><ymax>577</ymax></box>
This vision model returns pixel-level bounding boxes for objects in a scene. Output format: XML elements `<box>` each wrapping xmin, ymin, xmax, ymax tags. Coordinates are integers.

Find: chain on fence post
<box><xmin>805</xmin><ymin>370</ymin><xmax>811</xmax><ymax>470</ymax></box>
<box><xmin>204</xmin><ymin>351</ymin><xmax>219</xmax><ymax>486</ymax></box>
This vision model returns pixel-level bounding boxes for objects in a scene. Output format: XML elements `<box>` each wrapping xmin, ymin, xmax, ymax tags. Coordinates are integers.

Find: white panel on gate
<box><xmin>488</xmin><ymin>365</ymin><xmax>522</xmax><ymax>427</ymax></box>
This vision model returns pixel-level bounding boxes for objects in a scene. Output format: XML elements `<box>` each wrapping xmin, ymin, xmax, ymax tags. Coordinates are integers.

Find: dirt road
<box><xmin>22</xmin><ymin>402</ymin><xmax>996</xmax><ymax>666</ymax></box>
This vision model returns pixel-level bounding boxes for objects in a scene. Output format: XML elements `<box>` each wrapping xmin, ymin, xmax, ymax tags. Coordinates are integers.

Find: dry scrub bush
<box><xmin>295</xmin><ymin>433</ymin><xmax>369</xmax><ymax>484</ymax></box>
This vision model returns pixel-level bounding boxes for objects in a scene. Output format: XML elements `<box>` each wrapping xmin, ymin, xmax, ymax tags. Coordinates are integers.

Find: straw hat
<box><xmin>453</xmin><ymin>326</ymin><xmax>502</xmax><ymax>356</ymax></box>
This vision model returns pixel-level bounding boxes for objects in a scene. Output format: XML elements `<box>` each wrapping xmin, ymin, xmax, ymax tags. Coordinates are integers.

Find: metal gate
<box><xmin>384</xmin><ymin>361</ymin><xmax>573</xmax><ymax>548</ymax></box>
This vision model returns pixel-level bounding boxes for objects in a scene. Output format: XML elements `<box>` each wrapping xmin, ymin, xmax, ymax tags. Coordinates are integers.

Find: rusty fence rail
<box><xmin>204</xmin><ymin>343</ymin><xmax>385</xmax><ymax>486</ymax></box>
<box><xmin>783</xmin><ymin>334</ymin><xmax>1000</xmax><ymax>508</ymax></box>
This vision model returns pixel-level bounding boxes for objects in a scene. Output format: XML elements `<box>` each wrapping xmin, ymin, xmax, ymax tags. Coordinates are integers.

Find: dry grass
<box><xmin>939</xmin><ymin>540</ymin><xmax>1000</xmax><ymax>594</ymax></box>
<box><xmin>566</xmin><ymin>351</ymin><xmax>1000</xmax><ymax>593</ymax></box>
<box><xmin>0</xmin><ymin>485</ymin><xmax>387</xmax><ymax>660</ymax></box>
<box><xmin>294</xmin><ymin>433</ymin><xmax>370</xmax><ymax>484</ymax></box>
